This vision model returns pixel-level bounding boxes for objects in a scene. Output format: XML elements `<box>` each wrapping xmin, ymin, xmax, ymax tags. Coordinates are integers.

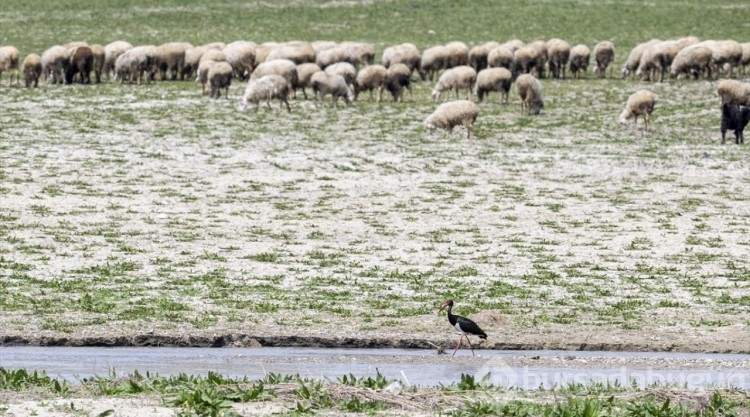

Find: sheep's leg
<box><xmin>644</xmin><ymin>114</ymin><xmax>650</xmax><ymax>132</ymax></box>
<box><xmin>721</xmin><ymin>129</ymin><xmax>727</xmax><ymax>144</ymax></box>
<box><xmin>377</xmin><ymin>86</ymin><xmax>382</xmax><ymax>103</ymax></box>
<box><xmin>283</xmin><ymin>99</ymin><xmax>291</xmax><ymax>113</ymax></box>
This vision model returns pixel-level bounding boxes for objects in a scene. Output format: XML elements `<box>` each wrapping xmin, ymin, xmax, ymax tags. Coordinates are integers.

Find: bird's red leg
<box><xmin>464</xmin><ymin>336</ymin><xmax>476</xmax><ymax>356</ymax></box>
<box><xmin>452</xmin><ymin>336</ymin><xmax>463</xmax><ymax>356</ymax></box>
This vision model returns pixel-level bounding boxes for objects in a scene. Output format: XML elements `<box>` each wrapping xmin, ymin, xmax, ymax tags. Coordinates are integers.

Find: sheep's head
<box><xmin>430</xmin><ymin>89</ymin><xmax>440</xmax><ymax>102</ymax></box>
<box><xmin>530</xmin><ymin>100</ymin><xmax>544</xmax><ymax>115</ymax></box>
<box><xmin>424</xmin><ymin>116</ymin><xmax>436</xmax><ymax>134</ymax></box>
<box><xmin>618</xmin><ymin>109</ymin><xmax>632</xmax><ymax>126</ymax></box>
<box><xmin>621</xmin><ymin>67</ymin><xmax>629</xmax><ymax>79</ymax></box>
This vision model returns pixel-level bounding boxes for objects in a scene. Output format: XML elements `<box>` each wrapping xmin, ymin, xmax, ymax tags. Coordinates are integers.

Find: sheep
<box><xmin>716</xmin><ymin>80</ymin><xmax>750</xmax><ymax>107</ymax></box>
<box><xmin>431</xmin><ymin>65</ymin><xmax>477</xmax><ymax>102</ymax></box>
<box><xmin>66</xmin><ymin>46</ymin><xmax>94</xmax><ymax>84</ymax></box>
<box><xmin>340</xmin><ymin>41</ymin><xmax>375</xmax><ymax>68</ymax></box>
<box><xmin>199</xmin><ymin>49</ymin><xmax>226</xmax><ymax>66</ymax></box>
<box><xmin>445</xmin><ymin>41</ymin><xmax>470</xmax><ymax>68</ymax></box>
<box><xmin>475</xmin><ymin>67</ymin><xmax>512</xmax><ymax>104</ymax></box>
<box><xmin>669</xmin><ymin>44</ymin><xmax>713</xmax><ymax>80</ymax></box>
<box><xmin>182</xmin><ymin>43</ymin><xmax>222</xmax><ymax>80</ymax></box>
<box><xmin>41</xmin><ymin>45</ymin><xmax>70</xmax><ymax>84</ymax></box>
<box><xmin>500</xmin><ymin>39</ymin><xmax>525</xmax><ymax>53</ymax></box>
<box><xmin>22</xmin><ymin>53</ymin><xmax>42</xmax><ymax>88</ymax></box>
<box><xmin>103</xmin><ymin>40</ymin><xmax>132</xmax><ymax>80</ymax></box>
<box><xmin>155</xmin><ymin>42</ymin><xmax>193</xmax><ymax>81</ymax></box>
<box><xmin>385</xmin><ymin>63</ymin><xmax>412</xmax><ymax>102</ymax></box>
<box><xmin>0</xmin><ymin>46</ymin><xmax>20</xmax><ymax>86</ymax></box>
<box><xmin>207</xmin><ymin>61</ymin><xmax>233</xmax><ymax>99</ymax></box>
<box><xmin>487</xmin><ymin>46</ymin><xmax>514</xmax><ymax>71</ymax></box>
<box><xmin>619</xmin><ymin>90</ymin><xmax>656</xmax><ymax>131</ymax></box>
<box><xmin>740</xmin><ymin>42</ymin><xmax>750</xmax><ymax>75</ymax></box>
<box><xmin>115</xmin><ymin>45</ymin><xmax>157</xmax><ymax>85</ymax></box>
<box><xmin>382</xmin><ymin>43</ymin><xmax>421</xmax><ymax>75</ymax></box>
<box><xmin>251</xmin><ymin>59</ymin><xmax>299</xmax><ymax>97</ymax></box>
<box><xmin>295</xmin><ymin>62</ymin><xmax>322</xmax><ymax>99</ymax></box>
<box><xmin>720</xmin><ymin>104</ymin><xmax>750</xmax><ymax>144</ymax></box>
<box><xmin>324</xmin><ymin>61</ymin><xmax>356</xmax><ymax>90</ymax></box>
<box><xmin>698</xmin><ymin>40</ymin><xmax>743</xmax><ymax>78</ymax></box>
<box><xmin>420</xmin><ymin>45</ymin><xmax>451</xmax><ymax>81</ymax></box>
<box><xmin>90</xmin><ymin>44</ymin><xmax>105</xmax><ymax>83</ymax></box>
<box><xmin>222</xmin><ymin>41</ymin><xmax>257</xmax><ymax>80</ymax></box>
<box><xmin>469</xmin><ymin>42</ymin><xmax>500</xmax><ymax>72</ymax></box>
<box><xmin>515</xmin><ymin>73</ymin><xmax>544</xmax><ymax>115</ymax></box>
<box><xmin>354</xmin><ymin>64</ymin><xmax>387</xmax><ymax>102</ymax></box>
<box><xmin>310</xmin><ymin>71</ymin><xmax>353</xmax><ymax>107</ymax></box>
<box><xmin>568</xmin><ymin>44</ymin><xmax>591</xmax><ymax>79</ymax></box>
<box><xmin>636</xmin><ymin>39</ymin><xmax>693</xmax><ymax>82</ymax></box>
<box><xmin>315</xmin><ymin>45</ymin><xmax>353</xmax><ymax>69</ymax></box>
<box><xmin>622</xmin><ymin>39</ymin><xmax>661</xmax><ymax>79</ymax></box>
<box><xmin>546</xmin><ymin>38</ymin><xmax>571</xmax><ymax>79</ymax></box>
<box><xmin>514</xmin><ymin>45</ymin><xmax>544</xmax><ymax>77</ymax></box>
<box><xmin>239</xmin><ymin>74</ymin><xmax>291</xmax><ymax>112</ymax></box>
<box><xmin>266</xmin><ymin>42</ymin><xmax>316</xmax><ymax>65</ymax></box>
<box><xmin>593</xmin><ymin>41</ymin><xmax>615</xmax><ymax>78</ymax></box>
<box><xmin>527</xmin><ymin>40</ymin><xmax>549</xmax><ymax>78</ymax></box>
<box><xmin>424</xmin><ymin>100</ymin><xmax>479</xmax><ymax>139</ymax></box>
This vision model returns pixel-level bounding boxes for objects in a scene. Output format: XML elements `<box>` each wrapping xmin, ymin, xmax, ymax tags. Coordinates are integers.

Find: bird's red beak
<box><xmin>438</xmin><ymin>301</ymin><xmax>449</xmax><ymax>312</ymax></box>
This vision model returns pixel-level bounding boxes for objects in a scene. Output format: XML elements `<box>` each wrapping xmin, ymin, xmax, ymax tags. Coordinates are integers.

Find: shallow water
<box><xmin>0</xmin><ymin>347</ymin><xmax>747</xmax><ymax>389</ymax></box>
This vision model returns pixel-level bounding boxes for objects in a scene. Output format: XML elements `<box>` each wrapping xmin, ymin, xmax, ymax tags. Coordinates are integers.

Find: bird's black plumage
<box><xmin>438</xmin><ymin>299</ymin><xmax>487</xmax><ymax>356</ymax></box>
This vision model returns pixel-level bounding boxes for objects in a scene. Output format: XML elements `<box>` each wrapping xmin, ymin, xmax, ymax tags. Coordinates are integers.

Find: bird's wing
<box><xmin>457</xmin><ymin>316</ymin><xmax>487</xmax><ymax>338</ymax></box>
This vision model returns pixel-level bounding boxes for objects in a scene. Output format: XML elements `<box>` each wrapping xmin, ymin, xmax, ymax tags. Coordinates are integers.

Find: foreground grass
<box><xmin>0</xmin><ymin>367</ymin><xmax>747</xmax><ymax>416</ymax></box>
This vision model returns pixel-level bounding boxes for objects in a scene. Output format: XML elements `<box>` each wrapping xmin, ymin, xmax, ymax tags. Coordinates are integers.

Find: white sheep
<box><xmin>621</xmin><ymin>39</ymin><xmax>661</xmax><ymax>79</ymax></box>
<box><xmin>515</xmin><ymin>73</ymin><xmax>544</xmax><ymax>115</ymax></box>
<box><xmin>382</xmin><ymin>43</ymin><xmax>421</xmax><ymax>75</ymax></box>
<box><xmin>593</xmin><ymin>41</ymin><xmax>615</xmax><ymax>78</ymax></box>
<box><xmin>420</xmin><ymin>45</ymin><xmax>451</xmax><ymax>81</ymax></box>
<box><xmin>385</xmin><ymin>63</ymin><xmax>412</xmax><ymax>102</ymax></box>
<box><xmin>669</xmin><ymin>44</ymin><xmax>713</xmax><ymax>79</ymax></box>
<box><xmin>424</xmin><ymin>100</ymin><xmax>480</xmax><ymax>139</ymax></box>
<box><xmin>340</xmin><ymin>41</ymin><xmax>375</xmax><ymax>68</ymax></box>
<box><xmin>740</xmin><ymin>42</ymin><xmax>750</xmax><ymax>75</ymax></box>
<box><xmin>310</xmin><ymin>71</ymin><xmax>353</xmax><ymax>107</ymax></box>
<box><xmin>315</xmin><ymin>45</ymin><xmax>351</xmax><ymax>69</ymax></box>
<box><xmin>569</xmin><ymin>44</ymin><xmax>591</xmax><ymax>79</ymax></box>
<box><xmin>636</xmin><ymin>38</ymin><xmax>696</xmax><ymax>82</ymax></box>
<box><xmin>445</xmin><ymin>41</ymin><xmax>470</xmax><ymax>68</ymax></box>
<box><xmin>90</xmin><ymin>44</ymin><xmax>105</xmax><ymax>83</ymax></box>
<box><xmin>514</xmin><ymin>45</ymin><xmax>544</xmax><ymax>77</ymax></box>
<box><xmin>251</xmin><ymin>59</ymin><xmax>299</xmax><ymax>97</ymax></box>
<box><xmin>40</xmin><ymin>45</ymin><xmax>70</xmax><ymax>84</ymax></box>
<box><xmin>155</xmin><ymin>41</ymin><xmax>193</xmax><ymax>81</ymax></box>
<box><xmin>22</xmin><ymin>53</ymin><xmax>42</xmax><ymax>88</ymax></box>
<box><xmin>103</xmin><ymin>40</ymin><xmax>132</xmax><ymax>80</ymax></box>
<box><xmin>0</xmin><ymin>46</ymin><xmax>20</xmax><ymax>86</ymax></box>
<box><xmin>266</xmin><ymin>42</ymin><xmax>316</xmax><ymax>65</ymax></box>
<box><xmin>324</xmin><ymin>61</ymin><xmax>356</xmax><ymax>90</ymax></box>
<box><xmin>431</xmin><ymin>65</ymin><xmax>477</xmax><ymax>102</ymax></box>
<box><xmin>239</xmin><ymin>74</ymin><xmax>291</xmax><ymax>112</ymax></box>
<box><xmin>222</xmin><ymin>41</ymin><xmax>257</xmax><ymax>80</ymax></box>
<box><xmin>716</xmin><ymin>80</ymin><xmax>750</xmax><ymax>107</ymax></box>
<box><xmin>183</xmin><ymin>43</ymin><xmax>223</xmax><ymax>80</ymax></box>
<box><xmin>354</xmin><ymin>64</ymin><xmax>387</xmax><ymax>102</ymax></box>
<box><xmin>546</xmin><ymin>38</ymin><xmax>571</xmax><ymax>79</ymax></box>
<box><xmin>487</xmin><ymin>46</ymin><xmax>514</xmax><ymax>70</ymax></box>
<box><xmin>475</xmin><ymin>67</ymin><xmax>512</xmax><ymax>103</ymax></box>
<box><xmin>619</xmin><ymin>90</ymin><xmax>656</xmax><ymax>131</ymax></box>
<box><xmin>699</xmin><ymin>40</ymin><xmax>743</xmax><ymax>78</ymax></box>
<box><xmin>115</xmin><ymin>45</ymin><xmax>158</xmax><ymax>85</ymax></box>
<box><xmin>207</xmin><ymin>61</ymin><xmax>233</xmax><ymax>99</ymax></box>
<box><xmin>469</xmin><ymin>43</ymin><xmax>499</xmax><ymax>72</ymax></box>
<box><xmin>295</xmin><ymin>62</ymin><xmax>322</xmax><ymax>99</ymax></box>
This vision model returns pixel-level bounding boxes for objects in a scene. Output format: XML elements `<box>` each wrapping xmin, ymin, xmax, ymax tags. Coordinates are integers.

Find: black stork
<box><xmin>438</xmin><ymin>299</ymin><xmax>487</xmax><ymax>356</ymax></box>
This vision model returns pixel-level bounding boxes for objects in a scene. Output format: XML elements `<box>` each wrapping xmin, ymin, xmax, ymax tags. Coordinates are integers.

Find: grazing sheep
<box><xmin>420</xmin><ymin>45</ymin><xmax>451</xmax><ymax>81</ymax></box>
<box><xmin>239</xmin><ymin>74</ymin><xmax>291</xmax><ymax>112</ymax></box>
<box><xmin>325</xmin><ymin>61</ymin><xmax>356</xmax><ymax>89</ymax></box>
<box><xmin>385</xmin><ymin>63</ymin><xmax>412</xmax><ymax>102</ymax></box>
<box><xmin>354</xmin><ymin>64</ymin><xmax>387</xmax><ymax>101</ymax></box>
<box><xmin>514</xmin><ymin>45</ymin><xmax>544</xmax><ymax>77</ymax></box>
<box><xmin>424</xmin><ymin>100</ymin><xmax>480</xmax><ymax>139</ymax></box>
<box><xmin>716</xmin><ymin>79</ymin><xmax>750</xmax><ymax>107</ymax></box>
<box><xmin>593</xmin><ymin>41</ymin><xmax>615</xmax><ymax>78</ymax></box>
<box><xmin>310</xmin><ymin>71</ymin><xmax>353</xmax><ymax>107</ymax></box>
<box><xmin>720</xmin><ymin>103</ymin><xmax>750</xmax><ymax>144</ymax></box>
<box><xmin>431</xmin><ymin>65</ymin><xmax>477</xmax><ymax>102</ymax></box>
<box><xmin>669</xmin><ymin>44</ymin><xmax>713</xmax><ymax>79</ymax></box>
<box><xmin>251</xmin><ymin>59</ymin><xmax>299</xmax><ymax>97</ymax></box>
<box><xmin>340</xmin><ymin>41</ymin><xmax>375</xmax><ymax>68</ymax></box>
<box><xmin>740</xmin><ymin>42</ymin><xmax>750</xmax><ymax>75</ymax></box>
<box><xmin>199</xmin><ymin>49</ymin><xmax>226</xmax><ymax>67</ymax></box>
<box><xmin>66</xmin><ymin>46</ymin><xmax>94</xmax><ymax>84</ymax></box>
<box><xmin>382</xmin><ymin>43</ymin><xmax>421</xmax><ymax>75</ymax></box>
<box><xmin>222</xmin><ymin>41</ymin><xmax>256</xmax><ymax>80</ymax></box>
<box><xmin>315</xmin><ymin>45</ymin><xmax>352</xmax><ymax>69</ymax></box>
<box><xmin>619</xmin><ymin>90</ymin><xmax>656</xmax><ymax>131</ymax></box>
<box><xmin>103</xmin><ymin>40</ymin><xmax>132</xmax><ymax>80</ymax></box>
<box><xmin>266</xmin><ymin>42</ymin><xmax>316</xmax><ymax>65</ymax></box>
<box><xmin>207</xmin><ymin>61</ymin><xmax>233</xmax><ymax>99</ymax></box>
<box><xmin>468</xmin><ymin>44</ymin><xmax>491</xmax><ymax>72</ymax></box>
<box><xmin>501</xmin><ymin>39</ymin><xmax>525</xmax><ymax>53</ymax></box>
<box><xmin>155</xmin><ymin>42</ymin><xmax>193</xmax><ymax>81</ymax></box>
<box><xmin>182</xmin><ymin>43</ymin><xmax>223</xmax><ymax>80</ymax></box>
<box><xmin>90</xmin><ymin>44</ymin><xmax>105</xmax><ymax>83</ymax></box>
<box><xmin>22</xmin><ymin>53</ymin><xmax>42</xmax><ymax>88</ymax></box>
<box><xmin>622</xmin><ymin>39</ymin><xmax>661</xmax><ymax>79</ymax></box>
<box><xmin>547</xmin><ymin>39</ymin><xmax>571</xmax><ymax>79</ymax></box>
<box><xmin>636</xmin><ymin>39</ymin><xmax>694</xmax><ymax>82</ymax></box>
<box><xmin>698</xmin><ymin>40</ymin><xmax>744</xmax><ymax>78</ymax></box>
<box><xmin>115</xmin><ymin>45</ymin><xmax>157</xmax><ymax>85</ymax></box>
<box><xmin>445</xmin><ymin>41</ymin><xmax>470</xmax><ymax>68</ymax></box>
<box><xmin>0</xmin><ymin>46</ymin><xmax>20</xmax><ymax>86</ymax></box>
<box><xmin>569</xmin><ymin>44</ymin><xmax>591</xmax><ymax>79</ymax></box>
<box><xmin>295</xmin><ymin>62</ymin><xmax>322</xmax><ymax>99</ymax></box>
<box><xmin>254</xmin><ymin>42</ymin><xmax>276</xmax><ymax>64</ymax></box>
<box><xmin>528</xmin><ymin>40</ymin><xmax>549</xmax><ymax>78</ymax></box>
<box><xmin>475</xmin><ymin>67</ymin><xmax>512</xmax><ymax>103</ymax></box>
<box><xmin>487</xmin><ymin>46</ymin><xmax>514</xmax><ymax>70</ymax></box>
<box><xmin>41</xmin><ymin>45</ymin><xmax>70</xmax><ymax>84</ymax></box>
<box><xmin>515</xmin><ymin>74</ymin><xmax>544</xmax><ymax>115</ymax></box>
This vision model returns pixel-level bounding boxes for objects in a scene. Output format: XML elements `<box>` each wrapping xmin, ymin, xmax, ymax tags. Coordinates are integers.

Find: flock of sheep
<box><xmin>0</xmin><ymin>37</ymin><xmax>749</xmax><ymax>140</ymax></box>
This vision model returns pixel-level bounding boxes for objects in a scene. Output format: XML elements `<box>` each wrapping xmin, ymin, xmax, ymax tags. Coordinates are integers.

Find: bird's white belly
<box><xmin>453</xmin><ymin>323</ymin><xmax>464</xmax><ymax>333</ymax></box>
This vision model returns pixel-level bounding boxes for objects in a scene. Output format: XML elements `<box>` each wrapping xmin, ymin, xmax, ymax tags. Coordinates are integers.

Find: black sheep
<box><xmin>721</xmin><ymin>103</ymin><xmax>750</xmax><ymax>144</ymax></box>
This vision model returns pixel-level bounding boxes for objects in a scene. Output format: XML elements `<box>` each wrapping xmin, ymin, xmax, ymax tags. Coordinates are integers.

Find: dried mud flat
<box><xmin>0</xmin><ymin>77</ymin><xmax>749</xmax><ymax>363</ymax></box>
